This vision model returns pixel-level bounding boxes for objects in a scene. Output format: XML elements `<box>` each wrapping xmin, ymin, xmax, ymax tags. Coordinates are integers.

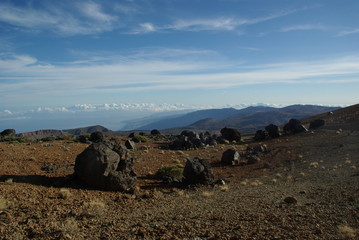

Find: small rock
<box><xmin>284</xmin><ymin>196</ymin><xmax>297</xmax><ymax>204</ymax></box>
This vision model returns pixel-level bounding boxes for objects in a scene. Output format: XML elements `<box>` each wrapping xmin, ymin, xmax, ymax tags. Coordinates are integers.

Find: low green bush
<box><xmin>155</xmin><ymin>165</ymin><xmax>183</xmax><ymax>180</ymax></box>
<box><xmin>131</xmin><ymin>135</ymin><xmax>148</xmax><ymax>143</ymax></box>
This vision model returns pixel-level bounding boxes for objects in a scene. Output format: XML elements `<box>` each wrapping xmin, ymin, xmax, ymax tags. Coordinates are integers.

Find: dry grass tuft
<box><xmin>219</xmin><ymin>185</ymin><xmax>229</xmax><ymax>192</ymax></box>
<box><xmin>202</xmin><ymin>191</ymin><xmax>214</xmax><ymax>197</ymax></box>
<box><xmin>60</xmin><ymin>217</ymin><xmax>79</xmax><ymax>237</ymax></box>
<box><xmin>58</xmin><ymin>188</ymin><xmax>72</xmax><ymax>199</ymax></box>
<box><xmin>250</xmin><ymin>180</ymin><xmax>263</xmax><ymax>187</ymax></box>
<box><xmin>338</xmin><ymin>224</ymin><xmax>357</xmax><ymax>238</ymax></box>
<box><xmin>309</xmin><ymin>162</ymin><xmax>319</xmax><ymax>168</ymax></box>
<box><xmin>240</xmin><ymin>179</ymin><xmax>249</xmax><ymax>186</ymax></box>
<box><xmin>0</xmin><ymin>196</ymin><xmax>8</xmax><ymax>210</ymax></box>
<box><xmin>275</xmin><ymin>173</ymin><xmax>282</xmax><ymax>178</ymax></box>
<box><xmin>82</xmin><ymin>199</ymin><xmax>106</xmax><ymax>217</ymax></box>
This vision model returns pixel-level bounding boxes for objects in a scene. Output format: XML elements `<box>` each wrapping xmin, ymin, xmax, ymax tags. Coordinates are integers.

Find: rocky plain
<box><xmin>0</xmin><ymin>104</ymin><xmax>358</xmax><ymax>239</ymax></box>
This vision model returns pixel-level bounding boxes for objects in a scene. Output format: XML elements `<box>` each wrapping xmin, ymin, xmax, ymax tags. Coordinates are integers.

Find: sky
<box><xmin>0</xmin><ymin>0</ymin><xmax>359</xmax><ymax>132</ymax></box>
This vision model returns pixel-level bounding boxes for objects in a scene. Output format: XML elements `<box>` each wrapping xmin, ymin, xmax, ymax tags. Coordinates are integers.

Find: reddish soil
<box><xmin>0</xmin><ymin>107</ymin><xmax>358</xmax><ymax>239</ymax></box>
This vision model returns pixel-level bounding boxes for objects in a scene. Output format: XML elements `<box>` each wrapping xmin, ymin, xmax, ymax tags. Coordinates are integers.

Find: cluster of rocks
<box><xmin>169</xmin><ymin>130</ymin><xmax>218</xmax><ymax>150</ymax></box>
<box><xmin>221</xmin><ymin>144</ymin><xmax>269</xmax><ymax>166</ymax></box>
<box><xmin>254</xmin><ymin>118</ymin><xmax>312</xmax><ymax>141</ymax></box>
<box><xmin>169</xmin><ymin>127</ymin><xmax>242</xmax><ymax>150</ymax></box>
<box><xmin>74</xmin><ymin>139</ymin><xmax>137</xmax><ymax>192</ymax></box>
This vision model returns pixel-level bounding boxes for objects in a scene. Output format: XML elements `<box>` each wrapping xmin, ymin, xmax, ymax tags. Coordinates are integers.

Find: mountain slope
<box><xmin>164</xmin><ymin>105</ymin><xmax>340</xmax><ymax>133</ymax></box>
<box><xmin>134</xmin><ymin>108</ymin><xmax>241</xmax><ymax>130</ymax></box>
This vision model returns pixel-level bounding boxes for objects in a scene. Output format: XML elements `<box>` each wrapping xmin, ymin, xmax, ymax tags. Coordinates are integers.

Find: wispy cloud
<box><xmin>337</xmin><ymin>28</ymin><xmax>359</xmax><ymax>37</ymax></box>
<box><xmin>0</xmin><ymin>1</ymin><xmax>119</xmax><ymax>35</ymax></box>
<box><xmin>280</xmin><ymin>24</ymin><xmax>327</xmax><ymax>32</ymax></box>
<box><xmin>1</xmin><ymin>50</ymin><xmax>359</xmax><ymax>103</ymax></box>
<box><xmin>132</xmin><ymin>9</ymin><xmax>296</xmax><ymax>34</ymax></box>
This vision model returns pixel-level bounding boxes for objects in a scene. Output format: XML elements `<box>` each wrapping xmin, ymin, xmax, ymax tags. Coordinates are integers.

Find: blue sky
<box><xmin>0</xmin><ymin>0</ymin><xmax>359</xmax><ymax>131</ymax></box>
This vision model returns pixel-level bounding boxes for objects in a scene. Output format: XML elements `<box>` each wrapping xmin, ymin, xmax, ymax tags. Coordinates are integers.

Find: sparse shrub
<box><xmin>1</xmin><ymin>136</ymin><xmax>29</xmax><ymax>143</ymax></box>
<box><xmin>132</xmin><ymin>135</ymin><xmax>148</xmax><ymax>143</ymax></box>
<box><xmin>57</xmin><ymin>134</ymin><xmax>76</xmax><ymax>142</ymax></box>
<box><xmin>155</xmin><ymin>165</ymin><xmax>183</xmax><ymax>180</ymax></box>
<box><xmin>41</xmin><ymin>136</ymin><xmax>57</xmax><ymax>142</ymax></box>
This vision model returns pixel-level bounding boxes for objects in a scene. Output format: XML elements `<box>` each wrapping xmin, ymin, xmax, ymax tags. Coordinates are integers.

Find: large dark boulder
<box><xmin>1</xmin><ymin>129</ymin><xmax>16</xmax><ymax>137</ymax></box>
<box><xmin>183</xmin><ymin>158</ymin><xmax>214</xmax><ymax>185</ymax></box>
<box><xmin>150</xmin><ymin>129</ymin><xmax>161</xmax><ymax>135</ymax></box>
<box><xmin>74</xmin><ymin>140</ymin><xmax>136</xmax><ymax>192</ymax></box>
<box><xmin>170</xmin><ymin>131</ymin><xmax>208</xmax><ymax>150</ymax></box>
<box><xmin>254</xmin><ymin>130</ymin><xmax>266</xmax><ymax>141</ymax></box>
<box><xmin>221</xmin><ymin>149</ymin><xmax>240</xmax><ymax>165</ymax></box>
<box><xmin>284</xmin><ymin>119</ymin><xmax>308</xmax><ymax>134</ymax></box>
<box><xmin>220</xmin><ymin>127</ymin><xmax>241</xmax><ymax>142</ymax></box>
<box><xmin>309</xmin><ymin>119</ymin><xmax>325</xmax><ymax>129</ymax></box>
<box><xmin>265</xmin><ymin>124</ymin><xmax>281</xmax><ymax>138</ymax></box>
<box><xmin>89</xmin><ymin>131</ymin><xmax>106</xmax><ymax>143</ymax></box>
<box><xmin>125</xmin><ymin>140</ymin><xmax>137</xmax><ymax>150</ymax></box>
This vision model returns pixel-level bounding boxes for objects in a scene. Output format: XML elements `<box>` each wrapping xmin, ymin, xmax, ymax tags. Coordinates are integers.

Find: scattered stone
<box><xmin>309</xmin><ymin>119</ymin><xmax>325</xmax><ymax>129</ymax></box>
<box><xmin>265</xmin><ymin>124</ymin><xmax>281</xmax><ymax>138</ymax></box>
<box><xmin>253</xmin><ymin>144</ymin><xmax>267</xmax><ymax>154</ymax></box>
<box><xmin>221</xmin><ymin>149</ymin><xmax>240</xmax><ymax>165</ymax></box>
<box><xmin>284</xmin><ymin>119</ymin><xmax>308</xmax><ymax>134</ymax></box>
<box><xmin>74</xmin><ymin>140</ymin><xmax>137</xmax><ymax>192</ymax></box>
<box><xmin>284</xmin><ymin>196</ymin><xmax>298</xmax><ymax>204</ymax></box>
<box><xmin>220</xmin><ymin>127</ymin><xmax>241</xmax><ymax>142</ymax></box>
<box><xmin>125</xmin><ymin>140</ymin><xmax>137</xmax><ymax>150</ymax></box>
<box><xmin>183</xmin><ymin>157</ymin><xmax>214</xmax><ymax>185</ymax></box>
<box><xmin>247</xmin><ymin>155</ymin><xmax>261</xmax><ymax>164</ymax></box>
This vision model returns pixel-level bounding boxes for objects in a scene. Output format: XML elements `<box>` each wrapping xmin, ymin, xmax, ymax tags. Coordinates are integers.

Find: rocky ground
<box><xmin>0</xmin><ymin>121</ymin><xmax>358</xmax><ymax>239</ymax></box>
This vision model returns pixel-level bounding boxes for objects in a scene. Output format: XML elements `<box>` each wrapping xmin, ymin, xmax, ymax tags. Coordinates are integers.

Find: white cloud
<box><xmin>280</xmin><ymin>24</ymin><xmax>327</xmax><ymax>32</ymax></box>
<box><xmin>337</xmin><ymin>28</ymin><xmax>359</xmax><ymax>37</ymax></box>
<box><xmin>78</xmin><ymin>2</ymin><xmax>116</xmax><ymax>23</ymax></box>
<box><xmin>0</xmin><ymin>2</ymin><xmax>119</xmax><ymax>35</ymax></box>
<box><xmin>3</xmin><ymin>110</ymin><xmax>13</xmax><ymax>115</ymax></box>
<box><xmin>135</xmin><ymin>22</ymin><xmax>156</xmax><ymax>33</ymax></box>
<box><xmin>1</xmin><ymin>51</ymin><xmax>359</xmax><ymax>102</ymax></box>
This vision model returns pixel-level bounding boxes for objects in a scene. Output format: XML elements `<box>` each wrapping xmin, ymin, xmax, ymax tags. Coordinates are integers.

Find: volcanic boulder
<box><xmin>125</xmin><ymin>140</ymin><xmax>137</xmax><ymax>150</ymax></box>
<box><xmin>309</xmin><ymin>119</ymin><xmax>325</xmax><ymax>129</ymax></box>
<box><xmin>265</xmin><ymin>124</ymin><xmax>281</xmax><ymax>138</ymax></box>
<box><xmin>254</xmin><ymin>130</ymin><xmax>266</xmax><ymax>141</ymax></box>
<box><xmin>74</xmin><ymin>140</ymin><xmax>136</xmax><ymax>192</ymax></box>
<box><xmin>220</xmin><ymin>127</ymin><xmax>241</xmax><ymax>142</ymax></box>
<box><xmin>183</xmin><ymin>157</ymin><xmax>214</xmax><ymax>185</ymax></box>
<box><xmin>150</xmin><ymin>129</ymin><xmax>161</xmax><ymax>135</ymax></box>
<box><xmin>221</xmin><ymin>149</ymin><xmax>240</xmax><ymax>165</ymax></box>
<box><xmin>284</xmin><ymin>119</ymin><xmax>308</xmax><ymax>134</ymax></box>
<box><xmin>89</xmin><ymin>131</ymin><xmax>106</xmax><ymax>143</ymax></box>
